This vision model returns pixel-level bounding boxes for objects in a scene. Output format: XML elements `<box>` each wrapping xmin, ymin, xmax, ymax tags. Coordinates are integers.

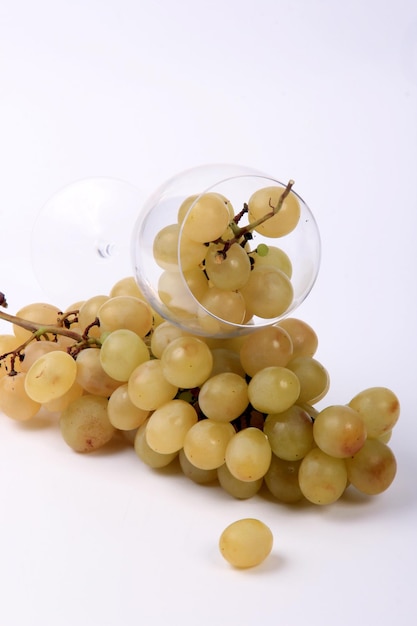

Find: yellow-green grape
<box><xmin>264</xmin><ymin>455</ymin><xmax>304</xmax><ymax>503</ymax></box>
<box><xmin>0</xmin><ymin>372</ymin><xmax>41</xmax><ymax>420</ymax></box>
<box><xmin>248</xmin><ymin>366</ymin><xmax>300</xmax><ymax>414</ymax></box>
<box><xmin>204</xmin><ymin>243</ymin><xmax>251</xmax><ymax>291</ymax></box>
<box><xmin>0</xmin><ymin>335</ymin><xmax>22</xmax><ymax>377</ymax></box>
<box><xmin>59</xmin><ymin>395</ymin><xmax>115</xmax><ymax>452</ymax></box>
<box><xmin>161</xmin><ymin>336</ymin><xmax>213</xmax><ymax>388</ymax></box>
<box><xmin>378</xmin><ymin>430</ymin><xmax>392</xmax><ymax>444</ymax></box>
<box><xmin>97</xmin><ymin>296</ymin><xmax>153</xmax><ymax>337</ymax></box>
<box><xmin>313</xmin><ymin>405</ymin><xmax>367</xmax><ymax>458</ymax></box>
<box><xmin>251</xmin><ymin>245</ymin><xmax>293</xmax><ymax>278</ymax></box>
<box><xmin>128</xmin><ymin>359</ymin><xmax>178</xmax><ymax>411</ymax></box>
<box><xmin>12</xmin><ymin>302</ymin><xmax>62</xmax><ymax>343</ymax></box>
<box><xmin>248</xmin><ymin>185</ymin><xmax>300</xmax><ymax>237</ymax></box>
<box><xmin>277</xmin><ymin>317</ymin><xmax>318</xmax><ymax>359</ymax></box>
<box><xmin>211</xmin><ymin>192</ymin><xmax>235</xmax><ymax>219</ymax></box>
<box><xmin>210</xmin><ymin>348</ymin><xmax>246</xmax><ymax>378</ymax></box>
<box><xmin>109</xmin><ymin>276</ymin><xmax>146</xmax><ymax>299</ymax></box>
<box><xmin>348</xmin><ymin>387</ymin><xmax>400</xmax><ymax>439</ymax></box>
<box><xmin>240</xmin><ymin>266</ymin><xmax>293</xmax><ymax>319</ymax></box>
<box><xmin>178</xmin><ymin>448</ymin><xmax>218</xmax><ymax>484</ymax></box>
<box><xmin>43</xmin><ymin>380</ymin><xmax>84</xmax><ymax>413</ymax></box>
<box><xmin>298</xmin><ymin>447</ymin><xmax>348</xmax><ymax>505</ymax></box>
<box><xmin>345</xmin><ymin>439</ymin><xmax>397</xmax><ymax>495</ymax></box>
<box><xmin>286</xmin><ymin>356</ymin><xmax>330</xmax><ymax>404</ymax></box>
<box><xmin>20</xmin><ymin>340</ymin><xmax>63</xmax><ymax>373</ymax></box>
<box><xmin>78</xmin><ymin>295</ymin><xmax>109</xmax><ymax>338</ymax></box>
<box><xmin>263</xmin><ymin>405</ymin><xmax>314</xmax><ymax>461</ymax></box>
<box><xmin>99</xmin><ymin>329</ymin><xmax>150</xmax><ymax>382</ymax></box>
<box><xmin>24</xmin><ymin>351</ymin><xmax>77</xmax><ymax>403</ymax></box>
<box><xmin>183</xmin><ymin>419</ymin><xmax>235</xmax><ymax>470</ymax></box>
<box><xmin>217</xmin><ymin>463</ymin><xmax>263</xmax><ymax>499</ymax></box>
<box><xmin>75</xmin><ymin>348</ymin><xmax>121</xmax><ymax>396</ymax></box>
<box><xmin>198</xmin><ymin>372</ymin><xmax>249</xmax><ymax>422</ymax></box>
<box><xmin>158</xmin><ymin>270</ymin><xmax>199</xmax><ymax>317</ymax></box>
<box><xmin>107</xmin><ymin>384</ymin><xmax>149</xmax><ymax>430</ymax></box>
<box><xmin>145</xmin><ymin>399</ymin><xmax>198</xmax><ymax>454</ymax></box>
<box><xmin>219</xmin><ymin>518</ymin><xmax>273</xmax><ymax>569</ymax></box>
<box><xmin>150</xmin><ymin>321</ymin><xmax>191</xmax><ymax>359</ymax></box>
<box><xmin>153</xmin><ymin>223</ymin><xmax>207</xmax><ymax>272</ymax></box>
<box><xmin>198</xmin><ymin>287</ymin><xmax>246</xmax><ymax>328</ymax></box>
<box><xmin>178</xmin><ymin>192</ymin><xmax>231</xmax><ymax>243</ymax></box>
<box><xmin>134</xmin><ymin>420</ymin><xmax>178</xmax><ymax>468</ymax></box>
<box><xmin>239</xmin><ymin>326</ymin><xmax>293</xmax><ymax>377</ymax></box>
<box><xmin>225</xmin><ymin>427</ymin><xmax>272</xmax><ymax>482</ymax></box>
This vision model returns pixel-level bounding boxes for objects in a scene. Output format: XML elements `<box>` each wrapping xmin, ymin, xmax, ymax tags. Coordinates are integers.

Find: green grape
<box><xmin>263</xmin><ymin>405</ymin><xmax>314</xmax><ymax>461</ymax></box>
<box><xmin>76</xmin><ymin>348</ymin><xmax>121</xmax><ymax>396</ymax></box>
<box><xmin>0</xmin><ymin>335</ymin><xmax>22</xmax><ymax>377</ymax></box>
<box><xmin>24</xmin><ymin>350</ymin><xmax>77</xmax><ymax>403</ymax></box>
<box><xmin>298</xmin><ymin>447</ymin><xmax>348</xmax><ymax>505</ymax></box>
<box><xmin>198</xmin><ymin>287</ymin><xmax>246</xmax><ymax>329</ymax></box>
<box><xmin>108</xmin><ymin>383</ymin><xmax>149</xmax><ymax>430</ymax></box>
<box><xmin>109</xmin><ymin>276</ymin><xmax>146</xmax><ymax>299</ymax></box>
<box><xmin>240</xmin><ymin>266</ymin><xmax>293</xmax><ymax>319</ymax></box>
<box><xmin>210</xmin><ymin>348</ymin><xmax>246</xmax><ymax>378</ymax></box>
<box><xmin>251</xmin><ymin>245</ymin><xmax>293</xmax><ymax>278</ymax></box>
<box><xmin>178</xmin><ymin>448</ymin><xmax>218</xmax><ymax>484</ymax></box>
<box><xmin>264</xmin><ymin>455</ymin><xmax>303</xmax><ymax>503</ymax></box>
<box><xmin>219</xmin><ymin>518</ymin><xmax>273</xmax><ymax>569</ymax></box>
<box><xmin>198</xmin><ymin>372</ymin><xmax>249</xmax><ymax>422</ymax></box>
<box><xmin>313</xmin><ymin>405</ymin><xmax>367</xmax><ymax>458</ymax></box>
<box><xmin>178</xmin><ymin>192</ymin><xmax>231</xmax><ymax>243</ymax></box>
<box><xmin>145</xmin><ymin>399</ymin><xmax>198</xmax><ymax>454</ymax></box>
<box><xmin>128</xmin><ymin>359</ymin><xmax>178</xmax><ymax>411</ymax></box>
<box><xmin>78</xmin><ymin>295</ymin><xmax>109</xmax><ymax>338</ymax></box>
<box><xmin>43</xmin><ymin>380</ymin><xmax>83</xmax><ymax>413</ymax></box>
<box><xmin>134</xmin><ymin>420</ymin><xmax>178</xmax><ymax>468</ymax></box>
<box><xmin>239</xmin><ymin>325</ymin><xmax>293</xmax><ymax>377</ymax></box>
<box><xmin>100</xmin><ymin>329</ymin><xmax>150</xmax><ymax>382</ymax></box>
<box><xmin>13</xmin><ymin>302</ymin><xmax>61</xmax><ymax>343</ymax></box>
<box><xmin>150</xmin><ymin>321</ymin><xmax>192</xmax><ymax>359</ymax></box>
<box><xmin>248</xmin><ymin>366</ymin><xmax>300</xmax><ymax>414</ymax></box>
<box><xmin>204</xmin><ymin>243</ymin><xmax>251</xmax><ymax>291</ymax></box>
<box><xmin>248</xmin><ymin>185</ymin><xmax>300</xmax><ymax>237</ymax></box>
<box><xmin>20</xmin><ymin>340</ymin><xmax>63</xmax><ymax>373</ymax></box>
<box><xmin>286</xmin><ymin>356</ymin><xmax>330</xmax><ymax>404</ymax></box>
<box><xmin>277</xmin><ymin>317</ymin><xmax>318</xmax><ymax>359</ymax></box>
<box><xmin>217</xmin><ymin>463</ymin><xmax>263</xmax><ymax>499</ymax></box>
<box><xmin>0</xmin><ymin>372</ymin><xmax>41</xmax><ymax>421</ymax></box>
<box><xmin>153</xmin><ymin>223</ymin><xmax>207</xmax><ymax>271</ymax></box>
<box><xmin>348</xmin><ymin>387</ymin><xmax>400</xmax><ymax>439</ymax></box>
<box><xmin>183</xmin><ymin>419</ymin><xmax>235</xmax><ymax>470</ymax></box>
<box><xmin>98</xmin><ymin>296</ymin><xmax>153</xmax><ymax>337</ymax></box>
<box><xmin>225</xmin><ymin>427</ymin><xmax>272</xmax><ymax>482</ymax></box>
<box><xmin>345</xmin><ymin>439</ymin><xmax>397</xmax><ymax>495</ymax></box>
<box><xmin>59</xmin><ymin>395</ymin><xmax>115</xmax><ymax>452</ymax></box>
<box><xmin>161</xmin><ymin>336</ymin><xmax>213</xmax><ymax>388</ymax></box>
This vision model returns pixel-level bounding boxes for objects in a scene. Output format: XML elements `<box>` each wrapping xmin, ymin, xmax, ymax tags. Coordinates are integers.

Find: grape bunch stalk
<box><xmin>0</xmin><ymin>184</ymin><xmax>400</xmax><ymax>510</ymax></box>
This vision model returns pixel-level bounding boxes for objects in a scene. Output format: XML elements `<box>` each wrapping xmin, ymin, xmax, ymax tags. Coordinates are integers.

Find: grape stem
<box><xmin>216</xmin><ymin>179</ymin><xmax>295</xmax><ymax>258</ymax></box>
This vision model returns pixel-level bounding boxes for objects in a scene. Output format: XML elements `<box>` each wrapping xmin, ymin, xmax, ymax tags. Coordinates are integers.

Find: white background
<box><xmin>1</xmin><ymin>1</ymin><xmax>417</xmax><ymax>625</ymax></box>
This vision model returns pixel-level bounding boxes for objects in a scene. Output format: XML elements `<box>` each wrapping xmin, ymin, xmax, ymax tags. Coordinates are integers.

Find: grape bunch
<box><xmin>0</xmin><ymin>273</ymin><xmax>399</xmax><ymax>507</ymax></box>
<box><xmin>152</xmin><ymin>182</ymin><xmax>300</xmax><ymax>332</ymax></box>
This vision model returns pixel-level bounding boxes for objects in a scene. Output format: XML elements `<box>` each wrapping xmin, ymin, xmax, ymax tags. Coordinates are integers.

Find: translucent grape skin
<box><xmin>134</xmin><ymin>419</ymin><xmax>178</xmax><ymax>468</ymax></box>
<box><xmin>263</xmin><ymin>405</ymin><xmax>314</xmax><ymax>461</ymax></box>
<box><xmin>286</xmin><ymin>356</ymin><xmax>330</xmax><ymax>405</ymax></box>
<box><xmin>217</xmin><ymin>463</ymin><xmax>263</xmax><ymax>499</ymax></box>
<box><xmin>24</xmin><ymin>350</ymin><xmax>78</xmax><ymax>404</ymax></box>
<box><xmin>128</xmin><ymin>359</ymin><xmax>178</xmax><ymax>411</ymax></box>
<box><xmin>348</xmin><ymin>387</ymin><xmax>400</xmax><ymax>439</ymax></box>
<box><xmin>225</xmin><ymin>427</ymin><xmax>272</xmax><ymax>482</ymax></box>
<box><xmin>197</xmin><ymin>372</ymin><xmax>249</xmax><ymax>422</ymax></box>
<box><xmin>161</xmin><ymin>336</ymin><xmax>213</xmax><ymax>388</ymax></box>
<box><xmin>240</xmin><ymin>265</ymin><xmax>294</xmax><ymax>319</ymax></box>
<box><xmin>298</xmin><ymin>447</ymin><xmax>348</xmax><ymax>505</ymax></box>
<box><xmin>248</xmin><ymin>185</ymin><xmax>300</xmax><ymax>237</ymax></box>
<box><xmin>313</xmin><ymin>405</ymin><xmax>367</xmax><ymax>458</ymax></box>
<box><xmin>277</xmin><ymin>318</ymin><xmax>318</xmax><ymax>359</ymax></box>
<box><xmin>179</xmin><ymin>449</ymin><xmax>218</xmax><ymax>484</ymax></box>
<box><xmin>204</xmin><ymin>242</ymin><xmax>251</xmax><ymax>291</ymax></box>
<box><xmin>145</xmin><ymin>399</ymin><xmax>198</xmax><ymax>454</ymax></box>
<box><xmin>59</xmin><ymin>395</ymin><xmax>115</xmax><ymax>453</ymax></box>
<box><xmin>183</xmin><ymin>419</ymin><xmax>236</xmax><ymax>470</ymax></box>
<box><xmin>345</xmin><ymin>439</ymin><xmax>397</xmax><ymax>495</ymax></box>
<box><xmin>264</xmin><ymin>455</ymin><xmax>304</xmax><ymax>503</ymax></box>
<box><xmin>0</xmin><ymin>372</ymin><xmax>41</xmax><ymax>421</ymax></box>
<box><xmin>239</xmin><ymin>326</ymin><xmax>293</xmax><ymax>377</ymax></box>
<box><xmin>219</xmin><ymin>518</ymin><xmax>273</xmax><ymax>569</ymax></box>
<box><xmin>99</xmin><ymin>329</ymin><xmax>150</xmax><ymax>382</ymax></box>
<box><xmin>248</xmin><ymin>366</ymin><xmax>300</xmax><ymax>414</ymax></box>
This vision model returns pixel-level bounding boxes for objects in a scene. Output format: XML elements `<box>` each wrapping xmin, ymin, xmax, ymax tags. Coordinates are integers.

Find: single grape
<box><xmin>240</xmin><ymin>265</ymin><xmax>293</xmax><ymax>319</ymax></box>
<box><xmin>161</xmin><ymin>336</ymin><xmax>213</xmax><ymax>388</ymax></box>
<box><xmin>109</xmin><ymin>276</ymin><xmax>146</xmax><ymax>299</ymax></box>
<box><xmin>313</xmin><ymin>405</ymin><xmax>367</xmax><ymax>458</ymax></box>
<box><xmin>204</xmin><ymin>243</ymin><xmax>251</xmax><ymax>291</ymax></box>
<box><xmin>277</xmin><ymin>317</ymin><xmax>318</xmax><ymax>359</ymax></box>
<box><xmin>24</xmin><ymin>350</ymin><xmax>77</xmax><ymax>403</ymax></box>
<box><xmin>150</xmin><ymin>321</ymin><xmax>192</xmax><ymax>359</ymax></box>
<box><xmin>0</xmin><ymin>372</ymin><xmax>41</xmax><ymax>421</ymax></box>
<box><xmin>348</xmin><ymin>387</ymin><xmax>400</xmax><ymax>439</ymax></box>
<box><xmin>98</xmin><ymin>296</ymin><xmax>153</xmax><ymax>337</ymax></box>
<box><xmin>183</xmin><ymin>419</ymin><xmax>236</xmax><ymax>470</ymax></box>
<box><xmin>198</xmin><ymin>287</ymin><xmax>246</xmax><ymax>329</ymax></box>
<box><xmin>209</xmin><ymin>348</ymin><xmax>246</xmax><ymax>378</ymax></box>
<box><xmin>78</xmin><ymin>295</ymin><xmax>109</xmax><ymax>338</ymax></box>
<box><xmin>128</xmin><ymin>359</ymin><xmax>178</xmax><ymax>411</ymax></box>
<box><xmin>298</xmin><ymin>448</ymin><xmax>348</xmax><ymax>505</ymax></box>
<box><xmin>198</xmin><ymin>372</ymin><xmax>249</xmax><ymax>422</ymax></box>
<box><xmin>248</xmin><ymin>185</ymin><xmax>300</xmax><ymax>237</ymax></box>
<box><xmin>225</xmin><ymin>427</ymin><xmax>272</xmax><ymax>482</ymax></box>
<box><xmin>286</xmin><ymin>356</ymin><xmax>330</xmax><ymax>404</ymax></box>
<box><xmin>345</xmin><ymin>439</ymin><xmax>397</xmax><ymax>495</ymax></box>
<box><xmin>19</xmin><ymin>340</ymin><xmax>63</xmax><ymax>373</ymax></box>
<box><xmin>99</xmin><ymin>329</ymin><xmax>150</xmax><ymax>382</ymax></box>
<box><xmin>219</xmin><ymin>518</ymin><xmax>273</xmax><ymax>568</ymax></box>
<box><xmin>12</xmin><ymin>303</ymin><xmax>62</xmax><ymax>343</ymax></box>
<box><xmin>145</xmin><ymin>399</ymin><xmax>198</xmax><ymax>454</ymax></box>
<box><xmin>153</xmin><ymin>223</ymin><xmax>207</xmax><ymax>271</ymax></box>
<box><xmin>107</xmin><ymin>384</ymin><xmax>149</xmax><ymax>430</ymax></box>
<box><xmin>264</xmin><ymin>455</ymin><xmax>304</xmax><ymax>503</ymax></box>
<box><xmin>248</xmin><ymin>366</ymin><xmax>300</xmax><ymax>414</ymax></box>
<box><xmin>59</xmin><ymin>395</ymin><xmax>115</xmax><ymax>452</ymax></box>
<box><xmin>178</xmin><ymin>192</ymin><xmax>231</xmax><ymax>243</ymax></box>
<box><xmin>251</xmin><ymin>245</ymin><xmax>293</xmax><ymax>278</ymax></box>
<box><xmin>263</xmin><ymin>405</ymin><xmax>314</xmax><ymax>461</ymax></box>
<box><xmin>239</xmin><ymin>325</ymin><xmax>293</xmax><ymax>377</ymax></box>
